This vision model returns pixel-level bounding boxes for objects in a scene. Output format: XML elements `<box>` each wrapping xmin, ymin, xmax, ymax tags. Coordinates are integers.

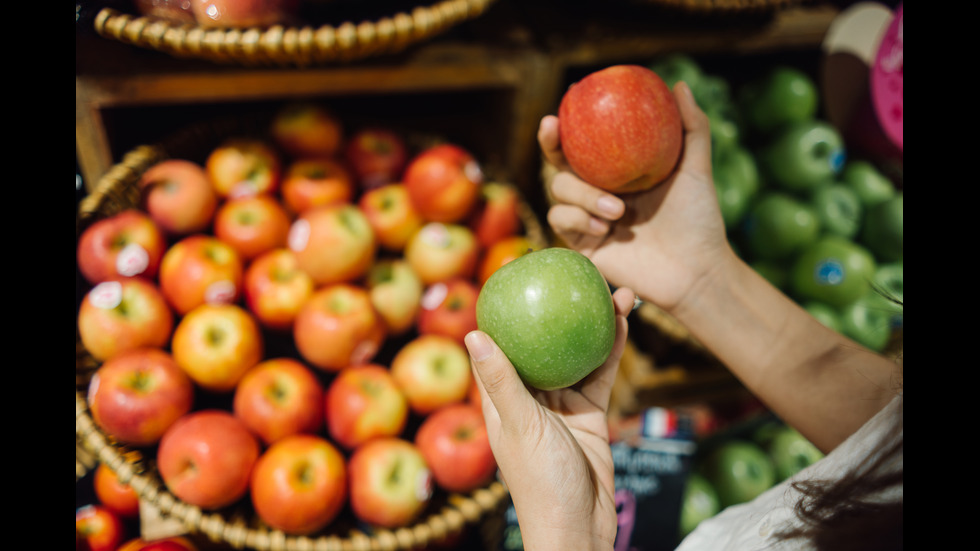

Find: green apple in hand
<box><xmin>742</xmin><ymin>192</ymin><xmax>821</xmax><ymax>261</ymax></box>
<box><xmin>678</xmin><ymin>473</ymin><xmax>720</xmax><ymax>538</ymax></box>
<box><xmin>699</xmin><ymin>440</ymin><xmax>776</xmax><ymax>509</ymax></box>
<box><xmin>763</xmin><ymin>425</ymin><xmax>824</xmax><ymax>482</ymax></box>
<box><xmin>790</xmin><ymin>236</ymin><xmax>876</xmax><ymax>308</ymax></box>
<box><xmin>841</xmin><ymin>160</ymin><xmax>896</xmax><ymax>208</ymax></box>
<box><xmin>810</xmin><ymin>184</ymin><xmax>863</xmax><ymax>239</ymax></box>
<box><xmin>861</xmin><ymin>193</ymin><xmax>903</xmax><ymax>263</ymax></box>
<box><xmin>739</xmin><ymin>66</ymin><xmax>819</xmax><ymax>135</ymax></box>
<box><xmin>761</xmin><ymin>120</ymin><xmax>846</xmax><ymax>192</ymax></box>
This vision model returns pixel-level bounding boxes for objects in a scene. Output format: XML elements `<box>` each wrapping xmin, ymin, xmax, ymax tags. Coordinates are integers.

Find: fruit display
<box><xmin>75</xmin><ymin>101</ymin><xmax>543</xmax><ymax>546</ymax></box>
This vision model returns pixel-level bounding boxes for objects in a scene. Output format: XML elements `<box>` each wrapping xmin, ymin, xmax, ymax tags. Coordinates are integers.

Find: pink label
<box><xmin>871</xmin><ymin>3</ymin><xmax>903</xmax><ymax>152</ymax></box>
<box><xmin>89</xmin><ymin>281</ymin><xmax>123</xmax><ymax>310</ymax></box>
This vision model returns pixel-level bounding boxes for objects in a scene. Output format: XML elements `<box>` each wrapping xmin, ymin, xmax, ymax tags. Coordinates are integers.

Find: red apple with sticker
<box><xmin>558</xmin><ymin>64</ymin><xmax>683</xmax><ymax>194</ymax></box>
<box><xmin>347</xmin><ymin>437</ymin><xmax>433</xmax><ymax>529</ymax></box>
<box><xmin>93</xmin><ymin>463</ymin><xmax>141</xmax><ymax>519</ymax></box>
<box><xmin>415</xmin><ymin>403</ymin><xmax>496</xmax><ymax>493</ymax></box>
<box><xmin>469</xmin><ymin>182</ymin><xmax>523</xmax><ymax>248</ymax></box>
<box><xmin>213</xmin><ymin>194</ymin><xmax>292</xmax><ymax>261</ymax></box>
<box><xmin>171</xmin><ymin>303</ymin><xmax>264</xmax><ymax>392</ymax></box>
<box><xmin>288</xmin><ymin>204</ymin><xmax>377</xmax><ymax>286</ymax></box>
<box><xmin>391</xmin><ymin>334</ymin><xmax>472</xmax><ymax>415</ymax></box>
<box><xmin>138</xmin><ymin>159</ymin><xmax>219</xmax><ymax>236</ymax></box>
<box><xmin>77</xmin><ymin>209</ymin><xmax>167</xmax><ymax>285</ymax></box>
<box><xmin>77</xmin><ymin>278</ymin><xmax>174</xmax><ymax>362</ymax></box>
<box><xmin>477</xmin><ymin>235</ymin><xmax>537</xmax><ymax>286</ymax></box>
<box><xmin>242</xmin><ymin>248</ymin><xmax>314</xmax><ymax>331</ymax></box>
<box><xmin>280</xmin><ymin>157</ymin><xmax>355</xmax><ymax>215</ymax></box>
<box><xmin>205</xmin><ymin>138</ymin><xmax>282</xmax><ymax>199</ymax></box>
<box><xmin>157</xmin><ymin>410</ymin><xmax>260</xmax><ymax>510</ymax></box>
<box><xmin>404</xmin><ymin>222</ymin><xmax>478</xmax><ymax>285</ymax></box>
<box><xmin>76</xmin><ymin>504</ymin><xmax>125</xmax><ymax>551</ymax></box>
<box><xmin>159</xmin><ymin>234</ymin><xmax>244</xmax><ymax>315</ymax></box>
<box><xmin>294</xmin><ymin>284</ymin><xmax>386</xmax><ymax>372</ymax></box>
<box><xmin>271</xmin><ymin>102</ymin><xmax>344</xmax><ymax>159</ymax></box>
<box><xmin>325</xmin><ymin>364</ymin><xmax>410</xmax><ymax>450</ymax></box>
<box><xmin>417</xmin><ymin>278</ymin><xmax>479</xmax><ymax>346</ymax></box>
<box><xmin>87</xmin><ymin>348</ymin><xmax>194</xmax><ymax>446</ymax></box>
<box><xmin>366</xmin><ymin>258</ymin><xmax>424</xmax><ymax>335</ymax></box>
<box><xmin>404</xmin><ymin>143</ymin><xmax>483</xmax><ymax>223</ymax></box>
<box><xmin>358</xmin><ymin>183</ymin><xmax>425</xmax><ymax>251</ymax></box>
<box><xmin>345</xmin><ymin>127</ymin><xmax>408</xmax><ymax>190</ymax></box>
<box><xmin>233</xmin><ymin>358</ymin><xmax>324</xmax><ymax>446</ymax></box>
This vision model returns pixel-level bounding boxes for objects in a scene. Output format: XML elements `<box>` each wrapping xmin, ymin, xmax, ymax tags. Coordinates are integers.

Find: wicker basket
<box><xmin>93</xmin><ymin>0</ymin><xmax>496</xmax><ymax>67</ymax></box>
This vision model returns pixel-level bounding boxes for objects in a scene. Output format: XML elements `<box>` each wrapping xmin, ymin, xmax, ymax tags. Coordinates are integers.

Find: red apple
<box><xmin>242</xmin><ymin>248</ymin><xmax>314</xmax><ymax>331</ymax></box>
<box><xmin>358</xmin><ymin>183</ymin><xmax>425</xmax><ymax>252</ymax></box>
<box><xmin>205</xmin><ymin>138</ymin><xmax>282</xmax><ymax>199</ymax></box>
<box><xmin>93</xmin><ymin>463</ymin><xmax>140</xmax><ymax>519</ymax></box>
<box><xmin>325</xmin><ymin>364</ymin><xmax>409</xmax><ymax>450</ymax></box>
<box><xmin>77</xmin><ymin>278</ymin><xmax>174</xmax><ymax>362</ymax></box>
<box><xmin>87</xmin><ymin>348</ymin><xmax>194</xmax><ymax>446</ymax></box>
<box><xmin>293</xmin><ymin>284</ymin><xmax>386</xmax><ymax>372</ymax></box>
<box><xmin>390</xmin><ymin>334</ymin><xmax>472</xmax><ymax>415</ymax></box>
<box><xmin>288</xmin><ymin>203</ymin><xmax>377</xmax><ymax>286</ymax></box>
<box><xmin>76</xmin><ymin>504</ymin><xmax>125</xmax><ymax>551</ymax></box>
<box><xmin>280</xmin><ymin>157</ymin><xmax>355</xmax><ymax>215</ymax></box>
<box><xmin>404</xmin><ymin>222</ymin><xmax>479</xmax><ymax>285</ymax></box>
<box><xmin>171</xmin><ymin>303</ymin><xmax>264</xmax><ymax>392</ymax></box>
<box><xmin>477</xmin><ymin>235</ymin><xmax>537</xmax><ymax>286</ymax></box>
<box><xmin>233</xmin><ymin>358</ymin><xmax>324</xmax><ymax>446</ymax></box>
<box><xmin>469</xmin><ymin>182</ymin><xmax>523</xmax><ymax>248</ymax></box>
<box><xmin>347</xmin><ymin>437</ymin><xmax>433</xmax><ymax>529</ymax></box>
<box><xmin>366</xmin><ymin>258</ymin><xmax>424</xmax><ymax>336</ymax></box>
<box><xmin>213</xmin><ymin>194</ymin><xmax>292</xmax><ymax>261</ymax></box>
<box><xmin>344</xmin><ymin>127</ymin><xmax>408</xmax><ymax>190</ymax></box>
<box><xmin>157</xmin><ymin>410</ymin><xmax>260</xmax><ymax>510</ymax></box>
<box><xmin>77</xmin><ymin>209</ymin><xmax>167</xmax><ymax>285</ymax></box>
<box><xmin>559</xmin><ymin>64</ymin><xmax>683</xmax><ymax>193</ymax></box>
<box><xmin>404</xmin><ymin>143</ymin><xmax>483</xmax><ymax>223</ymax></box>
<box><xmin>159</xmin><ymin>234</ymin><xmax>244</xmax><ymax>315</ymax></box>
<box><xmin>138</xmin><ymin>159</ymin><xmax>218</xmax><ymax>236</ymax></box>
<box><xmin>417</xmin><ymin>278</ymin><xmax>479</xmax><ymax>346</ymax></box>
<box><xmin>191</xmin><ymin>0</ymin><xmax>298</xmax><ymax>27</ymax></box>
<box><xmin>415</xmin><ymin>403</ymin><xmax>496</xmax><ymax>493</ymax></box>
<box><xmin>250</xmin><ymin>434</ymin><xmax>348</xmax><ymax>535</ymax></box>
<box><xmin>270</xmin><ymin>102</ymin><xmax>344</xmax><ymax>159</ymax></box>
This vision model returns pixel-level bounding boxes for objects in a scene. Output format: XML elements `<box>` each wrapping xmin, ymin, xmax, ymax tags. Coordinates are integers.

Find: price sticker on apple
<box><xmin>205</xmin><ymin>280</ymin><xmax>238</xmax><ymax>305</ymax></box>
<box><xmin>89</xmin><ymin>281</ymin><xmax>123</xmax><ymax>310</ymax></box>
<box><xmin>287</xmin><ymin>219</ymin><xmax>311</xmax><ymax>252</ymax></box>
<box><xmin>115</xmin><ymin>243</ymin><xmax>150</xmax><ymax>277</ymax></box>
<box><xmin>416</xmin><ymin>468</ymin><xmax>434</xmax><ymax>502</ymax></box>
<box><xmin>420</xmin><ymin>282</ymin><xmax>449</xmax><ymax>311</ymax></box>
<box><xmin>813</xmin><ymin>259</ymin><xmax>845</xmax><ymax>286</ymax></box>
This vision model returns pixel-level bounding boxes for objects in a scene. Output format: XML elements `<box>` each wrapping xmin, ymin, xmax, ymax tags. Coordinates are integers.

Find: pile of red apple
<box><xmin>76</xmin><ymin>102</ymin><xmax>539</xmax><ymax>540</ymax></box>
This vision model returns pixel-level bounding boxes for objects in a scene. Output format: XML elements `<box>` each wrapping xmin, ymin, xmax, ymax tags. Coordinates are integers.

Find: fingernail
<box><xmin>597</xmin><ymin>195</ymin><xmax>622</xmax><ymax>218</ymax></box>
<box><xmin>464</xmin><ymin>331</ymin><xmax>493</xmax><ymax>362</ymax></box>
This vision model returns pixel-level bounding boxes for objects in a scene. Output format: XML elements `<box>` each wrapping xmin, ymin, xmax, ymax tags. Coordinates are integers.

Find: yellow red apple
<box><xmin>242</xmin><ymin>248</ymin><xmax>314</xmax><ymax>331</ymax></box>
<box><xmin>87</xmin><ymin>347</ymin><xmax>194</xmax><ymax>446</ymax></box>
<box><xmin>270</xmin><ymin>102</ymin><xmax>344</xmax><ymax>159</ymax></box>
<box><xmin>171</xmin><ymin>303</ymin><xmax>264</xmax><ymax>392</ymax></box>
<box><xmin>76</xmin><ymin>209</ymin><xmax>167</xmax><ymax>285</ymax></box>
<box><xmin>190</xmin><ymin>0</ymin><xmax>298</xmax><ymax>27</ymax></box>
<box><xmin>93</xmin><ymin>463</ymin><xmax>140</xmax><ymax>519</ymax></box>
<box><xmin>138</xmin><ymin>159</ymin><xmax>219</xmax><ymax>236</ymax></box>
<box><xmin>205</xmin><ymin>138</ymin><xmax>282</xmax><ymax>199</ymax></box>
<box><xmin>157</xmin><ymin>410</ymin><xmax>260</xmax><ymax>510</ymax></box>
<box><xmin>404</xmin><ymin>222</ymin><xmax>479</xmax><ymax>285</ymax></box>
<box><xmin>213</xmin><ymin>194</ymin><xmax>292</xmax><ymax>261</ymax></box>
<box><xmin>415</xmin><ymin>403</ymin><xmax>496</xmax><ymax>493</ymax></box>
<box><xmin>77</xmin><ymin>278</ymin><xmax>174</xmax><ymax>362</ymax></box>
<box><xmin>280</xmin><ymin>157</ymin><xmax>355</xmax><ymax>215</ymax></box>
<box><xmin>325</xmin><ymin>364</ymin><xmax>409</xmax><ymax>450</ymax></box>
<box><xmin>344</xmin><ymin>127</ymin><xmax>408</xmax><ymax>190</ymax></box>
<box><xmin>233</xmin><ymin>358</ymin><xmax>324</xmax><ymax>446</ymax></box>
<box><xmin>159</xmin><ymin>234</ymin><xmax>244</xmax><ymax>315</ymax></box>
<box><xmin>76</xmin><ymin>504</ymin><xmax>125</xmax><ymax>551</ymax></box>
<box><xmin>417</xmin><ymin>278</ymin><xmax>479</xmax><ymax>346</ymax></box>
<box><xmin>347</xmin><ymin>437</ymin><xmax>433</xmax><ymax>529</ymax></box>
<box><xmin>293</xmin><ymin>284</ymin><xmax>386</xmax><ymax>372</ymax></box>
<box><xmin>469</xmin><ymin>182</ymin><xmax>523</xmax><ymax>248</ymax></box>
<box><xmin>358</xmin><ymin>183</ymin><xmax>425</xmax><ymax>252</ymax></box>
<box><xmin>250</xmin><ymin>434</ymin><xmax>348</xmax><ymax>535</ymax></box>
<box><xmin>404</xmin><ymin>143</ymin><xmax>483</xmax><ymax>223</ymax></box>
<box><xmin>390</xmin><ymin>334</ymin><xmax>472</xmax><ymax>415</ymax></box>
<box><xmin>288</xmin><ymin>203</ymin><xmax>377</xmax><ymax>286</ymax></box>
<box><xmin>477</xmin><ymin>235</ymin><xmax>537</xmax><ymax>286</ymax></box>
<box><xmin>366</xmin><ymin>258</ymin><xmax>423</xmax><ymax>336</ymax></box>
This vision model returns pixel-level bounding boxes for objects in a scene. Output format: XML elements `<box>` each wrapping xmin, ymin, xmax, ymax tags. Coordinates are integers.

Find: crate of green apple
<box><xmin>75</xmin><ymin>102</ymin><xmax>546</xmax><ymax>549</ymax></box>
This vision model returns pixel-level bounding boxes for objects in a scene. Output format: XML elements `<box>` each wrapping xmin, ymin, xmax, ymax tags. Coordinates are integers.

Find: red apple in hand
<box><xmin>280</xmin><ymin>157</ymin><xmax>355</xmax><ymax>215</ymax></box>
<box><xmin>348</xmin><ymin>437</ymin><xmax>433</xmax><ymax>529</ymax></box>
<box><xmin>93</xmin><ymin>463</ymin><xmax>140</xmax><ymax>519</ymax></box>
<box><xmin>171</xmin><ymin>303</ymin><xmax>264</xmax><ymax>392</ymax></box>
<box><xmin>157</xmin><ymin>410</ymin><xmax>260</xmax><ymax>510</ymax></box>
<box><xmin>250</xmin><ymin>434</ymin><xmax>348</xmax><ymax>535</ymax></box>
<box><xmin>76</xmin><ymin>505</ymin><xmax>124</xmax><ymax>551</ymax></box>
<box><xmin>288</xmin><ymin>204</ymin><xmax>377</xmax><ymax>286</ymax></box>
<box><xmin>138</xmin><ymin>159</ymin><xmax>218</xmax><ymax>236</ymax></box>
<box><xmin>391</xmin><ymin>334</ymin><xmax>472</xmax><ymax>415</ymax></box>
<box><xmin>345</xmin><ymin>127</ymin><xmax>408</xmax><ymax>190</ymax></box>
<box><xmin>233</xmin><ymin>358</ymin><xmax>324</xmax><ymax>445</ymax></box>
<box><xmin>77</xmin><ymin>209</ymin><xmax>167</xmax><ymax>285</ymax></box>
<box><xmin>559</xmin><ymin>64</ymin><xmax>683</xmax><ymax>193</ymax></box>
<box><xmin>271</xmin><ymin>102</ymin><xmax>344</xmax><ymax>159</ymax></box>
<box><xmin>404</xmin><ymin>143</ymin><xmax>483</xmax><ymax>223</ymax></box>
<box><xmin>404</xmin><ymin>222</ymin><xmax>479</xmax><ymax>285</ymax></box>
<box><xmin>77</xmin><ymin>278</ymin><xmax>174</xmax><ymax>362</ymax></box>
<box><xmin>205</xmin><ymin>138</ymin><xmax>282</xmax><ymax>199</ymax></box>
<box><xmin>477</xmin><ymin>235</ymin><xmax>537</xmax><ymax>286</ymax></box>
<box><xmin>243</xmin><ymin>248</ymin><xmax>314</xmax><ymax>331</ymax></box>
<box><xmin>294</xmin><ymin>284</ymin><xmax>386</xmax><ymax>372</ymax></box>
<box><xmin>366</xmin><ymin>258</ymin><xmax>424</xmax><ymax>335</ymax></box>
<box><xmin>415</xmin><ymin>403</ymin><xmax>496</xmax><ymax>493</ymax></box>
<box><xmin>159</xmin><ymin>235</ymin><xmax>244</xmax><ymax>315</ymax></box>
<box><xmin>87</xmin><ymin>348</ymin><xmax>194</xmax><ymax>446</ymax></box>
<box><xmin>325</xmin><ymin>364</ymin><xmax>409</xmax><ymax>450</ymax></box>
<box><xmin>417</xmin><ymin>278</ymin><xmax>479</xmax><ymax>346</ymax></box>
<box><xmin>469</xmin><ymin>182</ymin><xmax>523</xmax><ymax>248</ymax></box>
<box><xmin>358</xmin><ymin>183</ymin><xmax>425</xmax><ymax>252</ymax></box>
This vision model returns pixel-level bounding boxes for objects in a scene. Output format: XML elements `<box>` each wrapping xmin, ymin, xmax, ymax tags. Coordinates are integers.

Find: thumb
<box><xmin>464</xmin><ymin>331</ymin><xmax>536</xmax><ymax>427</ymax></box>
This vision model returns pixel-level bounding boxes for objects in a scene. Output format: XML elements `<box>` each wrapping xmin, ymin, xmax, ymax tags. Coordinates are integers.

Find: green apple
<box><xmin>714</xmin><ymin>162</ymin><xmax>757</xmax><ymax>230</ymax></box>
<box><xmin>678</xmin><ymin>473</ymin><xmax>720</xmax><ymax>538</ymax></box>
<box><xmin>739</xmin><ymin>66</ymin><xmax>819</xmax><ymax>135</ymax></box>
<box><xmin>790</xmin><ymin>236</ymin><xmax>877</xmax><ymax>308</ymax></box>
<box><xmin>649</xmin><ymin>53</ymin><xmax>703</xmax><ymax>91</ymax></box>
<box><xmin>861</xmin><ymin>193</ymin><xmax>903</xmax><ymax>263</ymax></box>
<box><xmin>741</xmin><ymin>192</ymin><xmax>821</xmax><ymax>261</ymax></box>
<box><xmin>761</xmin><ymin>120</ymin><xmax>846</xmax><ymax>192</ymax></box>
<box><xmin>871</xmin><ymin>262</ymin><xmax>903</xmax><ymax>329</ymax></box>
<box><xmin>839</xmin><ymin>293</ymin><xmax>894</xmax><ymax>352</ymax></box>
<box><xmin>708</xmin><ymin>110</ymin><xmax>742</xmax><ymax>160</ymax></box>
<box><xmin>695</xmin><ymin>74</ymin><xmax>733</xmax><ymax>114</ymax></box>
<box><xmin>476</xmin><ymin>247</ymin><xmax>616</xmax><ymax>391</ymax></box>
<box><xmin>803</xmin><ymin>301</ymin><xmax>842</xmax><ymax>332</ymax></box>
<box><xmin>810</xmin><ymin>184</ymin><xmax>863</xmax><ymax>239</ymax></box>
<box><xmin>840</xmin><ymin>160</ymin><xmax>896</xmax><ymax>208</ymax></box>
<box><xmin>763</xmin><ymin>425</ymin><xmax>824</xmax><ymax>482</ymax></box>
<box><xmin>699</xmin><ymin>440</ymin><xmax>776</xmax><ymax>509</ymax></box>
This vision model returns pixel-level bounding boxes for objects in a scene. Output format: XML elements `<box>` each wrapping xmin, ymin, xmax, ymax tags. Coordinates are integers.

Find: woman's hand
<box><xmin>464</xmin><ymin>286</ymin><xmax>636</xmax><ymax>551</ymax></box>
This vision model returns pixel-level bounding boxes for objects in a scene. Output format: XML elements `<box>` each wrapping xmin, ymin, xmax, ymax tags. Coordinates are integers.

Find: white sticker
<box><xmin>420</xmin><ymin>223</ymin><xmax>450</xmax><ymax>248</ymax></box>
<box><xmin>229</xmin><ymin>180</ymin><xmax>258</xmax><ymax>199</ymax></box>
<box><xmin>420</xmin><ymin>283</ymin><xmax>448</xmax><ymax>311</ymax></box>
<box><xmin>464</xmin><ymin>160</ymin><xmax>484</xmax><ymax>184</ymax></box>
<box><xmin>349</xmin><ymin>340</ymin><xmax>379</xmax><ymax>365</ymax></box>
<box><xmin>288</xmin><ymin>219</ymin><xmax>311</xmax><ymax>252</ymax></box>
<box><xmin>204</xmin><ymin>280</ymin><xmax>237</xmax><ymax>304</ymax></box>
<box><xmin>416</xmin><ymin>468</ymin><xmax>433</xmax><ymax>502</ymax></box>
<box><xmin>89</xmin><ymin>281</ymin><xmax>123</xmax><ymax>310</ymax></box>
<box><xmin>115</xmin><ymin>243</ymin><xmax>149</xmax><ymax>277</ymax></box>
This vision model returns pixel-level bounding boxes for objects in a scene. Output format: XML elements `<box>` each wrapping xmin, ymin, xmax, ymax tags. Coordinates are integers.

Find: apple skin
<box><xmin>366</xmin><ymin>258</ymin><xmax>424</xmax><ymax>336</ymax></box>
<box><xmin>250</xmin><ymin>434</ymin><xmax>348</xmax><ymax>535</ymax></box>
<box><xmin>242</xmin><ymin>248</ymin><xmax>314</xmax><ymax>331</ymax></box>
<box><xmin>233</xmin><ymin>358</ymin><xmax>324</xmax><ymax>446</ymax></box>
<box><xmin>404</xmin><ymin>143</ymin><xmax>483</xmax><ymax>223</ymax></box>
<box><xmin>88</xmin><ymin>348</ymin><xmax>194</xmax><ymax>446</ymax></box>
<box><xmin>739</xmin><ymin>66</ymin><xmax>818</xmax><ymax>136</ymax></box>
<box><xmin>157</xmin><ymin>410</ymin><xmax>260</xmax><ymax>510</ymax></box>
<box><xmin>76</xmin><ymin>504</ymin><xmax>125</xmax><ymax>551</ymax></box>
<box><xmin>271</xmin><ymin>102</ymin><xmax>344</xmax><ymax>160</ymax></box>
<box><xmin>213</xmin><ymin>194</ymin><xmax>292</xmax><ymax>261</ymax></box>
<box><xmin>476</xmin><ymin>247</ymin><xmax>616</xmax><ymax>391</ymax></box>
<box><xmin>117</xmin><ymin>537</ymin><xmax>198</xmax><ymax>551</ymax></box>
<box><xmin>345</xmin><ymin>127</ymin><xmax>409</xmax><ymax>191</ymax></box>
<box><xmin>358</xmin><ymin>183</ymin><xmax>425</xmax><ymax>252</ymax></box>
<box><xmin>288</xmin><ymin>204</ymin><xmax>377</xmax><ymax>287</ymax></box>
<box><xmin>93</xmin><ymin>463</ymin><xmax>141</xmax><ymax>519</ymax></box>
<box><xmin>649</xmin><ymin>53</ymin><xmax>703</xmax><ymax>92</ymax></box>
<box><xmin>347</xmin><ymin>437</ymin><xmax>433</xmax><ymax>529</ymax></box>
<box><xmin>741</xmin><ymin>192</ymin><xmax>821</xmax><ymax>261</ymax></box>
<box><xmin>761</xmin><ymin>120</ymin><xmax>846</xmax><ymax>193</ymax></box>
<box><xmin>477</xmin><ymin>235</ymin><xmax>537</xmax><ymax>286</ymax></box>
<box><xmin>810</xmin><ymin>184</ymin><xmax>863</xmax><ymax>240</ymax></box>
<box><xmin>404</xmin><ymin>222</ymin><xmax>479</xmax><ymax>286</ymax></box>
<box><xmin>678</xmin><ymin>473</ymin><xmax>720</xmax><ymax>539</ymax></box>
<box><xmin>325</xmin><ymin>364</ymin><xmax>410</xmax><ymax>450</ymax></box>
<box><xmin>138</xmin><ymin>159</ymin><xmax>219</xmax><ymax>236</ymax></box>
<box><xmin>171</xmin><ymin>303</ymin><xmax>264</xmax><ymax>392</ymax></box>
<box><xmin>790</xmin><ymin>236</ymin><xmax>876</xmax><ymax>309</ymax></box>
<box><xmin>280</xmin><ymin>157</ymin><xmax>355</xmax><ymax>215</ymax></box>
<box><xmin>191</xmin><ymin>0</ymin><xmax>298</xmax><ymax>27</ymax></box>
<box><xmin>293</xmin><ymin>284</ymin><xmax>386</xmax><ymax>372</ymax></box>
<box><xmin>77</xmin><ymin>209</ymin><xmax>167</xmax><ymax>285</ymax></box>
<box><xmin>205</xmin><ymin>138</ymin><xmax>282</xmax><ymax>199</ymax></box>
<box><xmin>469</xmin><ymin>182</ymin><xmax>523</xmax><ymax>249</ymax></box>
<box><xmin>390</xmin><ymin>334</ymin><xmax>473</xmax><ymax>415</ymax></box>
<box><xmin>417</xmin><ymin>278</ymin><xmax>479</xmax><ymax>346</ymax></box>
<box><xmin>159</xmin><ymin>234</ymin><xmax>244</xmax><ymax>315</ymax></box>
<box><xmin>840</xmin><ymin>160</ymin><xmax>896</xmax><ymax>208</ymax></box>
<box><xmin>763</xmin><ymin>425</ymin><xmax>824</xmax><ymax>482</ymax></box>
<box><xmin>558</xmin><ymin>64</ymin><xmax>683</xmax><ymax>194</ymax></box>
<box><xmin>414</xmin><ymin>403</ymin><xmax>496</xmax><ymax>493</ymax></box>
<box><xmin>698</xmin><ymin>440</ymin><xmax>776</xmax><ymax>509</ymax></box>
<box><xmin>78</xmin><ymin>278</ymin><xmax>174</xmax><ymax>362</ymax></box>
<box><xmin>860</xmin><ymin>192</ymin><xmax>903</xmax><ymax>263</ymax></box>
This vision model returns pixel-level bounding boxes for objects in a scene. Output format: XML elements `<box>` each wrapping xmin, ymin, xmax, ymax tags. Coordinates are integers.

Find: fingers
<box><xmin>547</xmin><ymin>171</ymin><xmax>626</xmax><ymax>241</ymax></box>
<box><xmin>465</xmin><ymin>331</ymin><xmax>535</xmax><ymax>429</ymax></box>
<box><xmin>579</xmin><ymin>287</ymin><xmax>635</xmax><ymax>410</ymax></box>
<box><xmin>673</xmin><ymin>81</ymin><xmax>713</xmax><ymax>175</ymax></box>
<box><xmin>538</xmin><ymin>115</ymin><xmax>567</xmax><ymax>170</ymax></box>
